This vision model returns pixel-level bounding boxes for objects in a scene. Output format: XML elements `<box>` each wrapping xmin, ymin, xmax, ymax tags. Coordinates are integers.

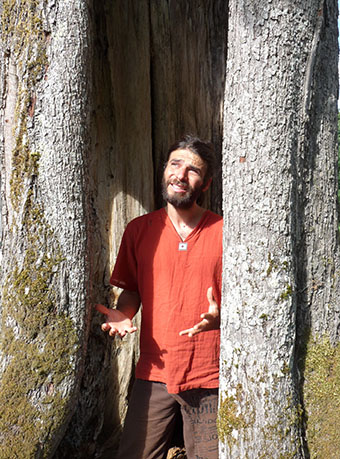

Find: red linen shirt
<box><xmin>110</xmin><ymin>208</ymin><xmax>222</xmax><ymax>394</ymax></box>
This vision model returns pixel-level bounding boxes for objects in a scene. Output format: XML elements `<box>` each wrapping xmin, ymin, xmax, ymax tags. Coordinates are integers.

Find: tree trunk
<box><xmin>56</xmin><ymin>1</ymin><xmax>155</xmax><ymax>456</ymax></box>
<box><xmin>0</xmin><ymin>0</ymin><xmax>92</xmax><ymax>457</ymax></box>
<box><xmin>219</xmin><ymin>0</ymin><xmax>339</xmax><ymax>457</ymax></box>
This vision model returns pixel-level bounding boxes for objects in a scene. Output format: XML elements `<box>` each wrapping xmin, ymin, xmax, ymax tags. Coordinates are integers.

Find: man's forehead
<box><xmin>168</xmin><ymin>149</ymin><xmax>206</xmax><ymax>169</ymax></box>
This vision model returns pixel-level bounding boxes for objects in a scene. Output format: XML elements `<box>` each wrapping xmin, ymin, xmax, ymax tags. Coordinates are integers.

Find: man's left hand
<box><xmin>179</xmin><ymin>287</ymin><xmax>220</xmax><ymax>338</ymax></box>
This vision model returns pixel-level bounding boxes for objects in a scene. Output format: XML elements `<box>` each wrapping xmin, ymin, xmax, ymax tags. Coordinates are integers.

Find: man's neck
<box><xmin>165</xmin><ymin>202</ymin><xmax>206</xmax><ymax>239</ymax></box>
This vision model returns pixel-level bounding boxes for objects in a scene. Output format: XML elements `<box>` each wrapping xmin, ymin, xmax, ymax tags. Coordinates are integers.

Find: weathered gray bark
<box><xmin>55</xmin><ymin>1</ymin><xmax>155</xmax><ymax>456</ymax></box>
<box><xmin>219</xmin><ymin>0</ymin><xmax>339</xmax><ymax>457</ymax></box>
<box><xmin>0</xmin><ymin>0</ymin><xmax>92</xmax><ymax>457</ymax></box>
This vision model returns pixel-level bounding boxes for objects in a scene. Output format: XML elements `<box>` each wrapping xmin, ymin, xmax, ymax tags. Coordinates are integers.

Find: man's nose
<box><xmin>176</xmin><ymin>165</ymin><xmax>188</xmax><ymax>180</ymax></box>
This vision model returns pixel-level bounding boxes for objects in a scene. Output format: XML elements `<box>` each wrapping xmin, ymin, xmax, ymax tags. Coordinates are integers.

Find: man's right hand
<box><xmin>95</xmin><ymin>304</ymin><xmax>138</xmax><ymax>338</ymax></box>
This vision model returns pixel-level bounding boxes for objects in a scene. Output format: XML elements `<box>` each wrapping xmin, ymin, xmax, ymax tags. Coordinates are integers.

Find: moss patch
<box><xmin>0</xmin><ymin>2</ymin><xmax>81</xmax><ymax>457</ymax></box>
<box><xmin>217</xmin><ymin>384</ymin><xmax>249</xmax><ymax>447</ymax></box>
<box><xmin>279</xmin><ymin>283</ymin><xmax>292</xmax><ymax>302</ymax></box>
<box><xmin>2</xmin><ymin>0</ymin><xmax>48</xmax><ymax>210</ymax></box>
<box><xmin>1</xmin><ymin>0</ymin><xmax>47</xmax><ymax>56</ymax></box>
<box><xmin>0</xmin><ymin>203</ymin><xmax>78</xmax><ymax>458</ymax></box>
<box><xmin>304</xmin><ymin>336</ymin><xmax>340</xmax><ymax>458</ymax></box>
<box><xmin>217</xmin><ymin>374</ymin><xmax>303</xmax><ymax>456</ymax></box>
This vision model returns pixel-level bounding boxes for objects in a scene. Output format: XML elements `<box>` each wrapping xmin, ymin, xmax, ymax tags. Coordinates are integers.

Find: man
<box><xmin>96</xmin><ymin>135</ymin><xmax>222</xmax><ymax>459</ymax></box>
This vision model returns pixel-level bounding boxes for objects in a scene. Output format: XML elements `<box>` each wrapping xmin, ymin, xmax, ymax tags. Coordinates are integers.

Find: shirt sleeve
<box><xmin>110</xmin><ymin>222</ymin><xmax>138</xmax><ymax>292</ymax></box>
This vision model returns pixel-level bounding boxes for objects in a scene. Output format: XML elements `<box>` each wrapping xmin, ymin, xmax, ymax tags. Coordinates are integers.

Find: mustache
<box><xmin>168</xmin><ymin>179</ymin><xmax>189</xmax><ymax>188</ymax></box>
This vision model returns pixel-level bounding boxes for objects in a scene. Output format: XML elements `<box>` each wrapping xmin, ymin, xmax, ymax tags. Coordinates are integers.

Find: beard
<box><xmin>162</xmin><ymin>177</ymin><xmax>203</xmax><ymax>209</ymax></box>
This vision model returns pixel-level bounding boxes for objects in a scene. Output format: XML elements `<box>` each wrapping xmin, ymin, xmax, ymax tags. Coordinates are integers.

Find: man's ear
<box><xmin>202</xmin><ymin>177</ymin><xmax>212</xmax><ymax>192</ymax></box>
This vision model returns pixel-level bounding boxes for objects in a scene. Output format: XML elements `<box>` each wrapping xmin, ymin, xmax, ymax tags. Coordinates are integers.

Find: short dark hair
<box><xmin>166</xmin><ymin>134</ymin><xmax>216</xmax><ymax>184</ymax></box>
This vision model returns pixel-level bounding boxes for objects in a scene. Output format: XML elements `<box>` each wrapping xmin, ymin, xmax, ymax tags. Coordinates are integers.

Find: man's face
<box><xmin>162</xmin><ymin>149</ymin><xmax>210</xmax><ymax>209</ymax></box>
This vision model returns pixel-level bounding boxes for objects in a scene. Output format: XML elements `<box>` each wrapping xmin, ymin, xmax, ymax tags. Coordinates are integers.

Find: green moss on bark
<box><xmin>2</xmin><ymin>0</ymin><xmax>48</xmax><ymax>210</ymax></box>
<box><xmin>217</xmin><ymin>371</ymin><xmax>303</xmax><ymax>457</ymax></box>
<box><xmin>1</xmin><ymin>0</ymin><xmax>47</xmax><ymax>55</ymax></box>
<box><xmin>217</xmin><ymin>384</ymin><xmax>249</xmax><ymax>446</ymax></box>
<box><xmin>0</xmin><ymin>205</ymin><xmax>79</xmax><ymax>457</ymax></box>
<box><xmin>0</xmin><ymin>4</ymin><xmax>79</xmax><ymax>456</ymax></box>
<box><xmin>279</xmin><ymin>283</ymin><xmax>292</xmax><ymax>302</ymax></box>
<box><xmin>304</xmin><ymin>336</ymin><xmax>340</xmax><ymax>457</ymax></box>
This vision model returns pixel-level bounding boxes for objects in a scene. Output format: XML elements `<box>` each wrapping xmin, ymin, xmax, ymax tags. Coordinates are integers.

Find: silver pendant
<box><xmin>178</xmin><ymin>242</ymin><xmax>188</xmax><ymax>251</ymax></box>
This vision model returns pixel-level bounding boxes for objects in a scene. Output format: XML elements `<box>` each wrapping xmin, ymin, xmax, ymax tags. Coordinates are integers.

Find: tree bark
<box><xmin>56</xmin><ymin>1</ymin><xmax>155</xmax><ymax>456</ymax></box>
<box><xmin>0</xmin><ymin>0</ymin><xmax>92</xmax><ymax>456</ymax></box>
<box><xmin>219</xmin><ymin>0</ymin><xmax>339</xmax><ymax>457</ymax></box>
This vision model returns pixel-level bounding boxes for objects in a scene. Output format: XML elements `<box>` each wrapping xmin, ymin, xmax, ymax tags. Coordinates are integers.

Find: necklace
<box><xmin>178</xmin><ymin>242</ymin><xmax>188</xmax><ymax>251</ymax></box>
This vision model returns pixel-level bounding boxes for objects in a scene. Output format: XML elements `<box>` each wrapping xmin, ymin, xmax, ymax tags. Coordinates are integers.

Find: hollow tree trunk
<box><xmin>56</xmin><ymin>1</ymin><xmax>155</xmax><ymax>456</ymax></box>
<box><xmin>69</xmin><ymin>2</ymin><xmax>227</xmax><ymax>457</ymax></box>
<box><xmin>219</xmin><ymin>0</ymin><xmax>339</xmax><ymax>457</ymax></box>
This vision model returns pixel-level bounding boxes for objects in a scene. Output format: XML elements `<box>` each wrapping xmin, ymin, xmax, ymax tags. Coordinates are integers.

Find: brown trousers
<box><xmin>117</xmin><ymin>379</ymin><xmax>219</xmax><ymax>459</ymax></box>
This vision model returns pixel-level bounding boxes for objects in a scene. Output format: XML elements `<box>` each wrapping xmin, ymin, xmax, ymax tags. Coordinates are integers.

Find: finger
<box><xmin>187</xmin><ymin>328</ymin><xmax>201</xmax><ymax>337</ymax></box>
<box><xmin>109</xmin><ymin>327</ymin><xmax>118</xmax><ymax>337</ymax></box>
<box><xmin>115</xmin><ymin>325</ymin><xmax>138</xmax><ymax>337</ymax></box>
<box><xmin>179</xmin><ymin>329</ymin><xmax>189</xmax><ymax>336</ymax></box>
<box><xmin>179</xmin><ymin>328</ymin><xmax>194</xmax><ymax>336</ymax></box>
<box><xmin>207</xmin><ymin>286</ymin><xmax>215</xmax><ymax>304</ymax></box>
<box><xmin>95</xmin><ymin>304</ymin><xmax>111</xmax><ymax>315</ymax></box>
<box><xmin>107</xmin><ymin>326</ymin><xmax>128</xmax><ymax>338</ymax></box>
<box><xmin>179</xmin><ymin>324</ymin><xmax>202</xmax><ymax>337</ymax></box>
<box><xmin>200</xmin><ymin>311</ymin><xmax>212</xmax><ymax>319</ymax></box>
<box><xmin>101</xmin><ymin>322</ymin><xmax>112</xmax><ymax>332</ymax></box>
<box><xmin>204</xmin><ymin>307</ymin><xmax>219</xmax><ymax>317</ymax></box>
<box><xmin>122</xmin><ymin>326</ymin><xmax>138</xmax><ymax>335</ymax></box>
